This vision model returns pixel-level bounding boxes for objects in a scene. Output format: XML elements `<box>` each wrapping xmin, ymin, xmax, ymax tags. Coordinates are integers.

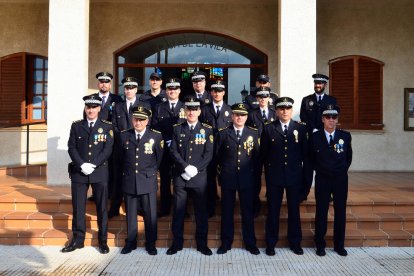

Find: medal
<box><xmin>293</xmin><ymin>130</ymin><xmax>299</xmax><ymax>143</ymax></box>
<box><xmin>224</xmin><ymin>111</ymin><xmax>229</xmax><ymax>117</ymax></box>
<box><xmin>98</xmin><ymin>128</ymin><xmax>103</xmax><ymax>134</ymax></box>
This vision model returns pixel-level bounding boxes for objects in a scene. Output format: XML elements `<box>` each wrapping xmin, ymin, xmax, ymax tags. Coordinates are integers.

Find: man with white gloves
<box><xmin>63</xmin><ymin>94</ymin><xmax>114</xmax><ymax>254</ymax></box>
<box><xmin>167</xmin><ymin>96</ymin><xmax>214</xmax><ymax>256</ymax></box>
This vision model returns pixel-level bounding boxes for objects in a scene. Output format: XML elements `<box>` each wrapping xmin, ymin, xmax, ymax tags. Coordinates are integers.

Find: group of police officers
<box><xmin>62</xmin><ymin>71</ymin><xmax>352</xmax><ymax>258</ymax></box>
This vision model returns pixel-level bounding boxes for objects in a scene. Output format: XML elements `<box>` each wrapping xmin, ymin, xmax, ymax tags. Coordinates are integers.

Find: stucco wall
<box><xmin>0</xmin><ymin>2</ymin><xmax>48</xmax><ymax>58</ymax></box>
<box><xmin>317</xmin><ymin>0</ymin><xmax>414</xmax><ymax>171</ymax></box>
<box><xmin>88</xmin><ymin>1</ymin><xmax>279</xmax><ymax>90</ymax></box>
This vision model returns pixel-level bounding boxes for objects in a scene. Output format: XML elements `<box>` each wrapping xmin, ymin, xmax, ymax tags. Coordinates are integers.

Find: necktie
<box><xmin>262</xmin><ymin>110</ymin><xmax>267</xmax><ymax>121</ymax></box>
<box><xmin>137</xmin><ymin>134</ymin><xmax>141</xmax><ymax>143</ymax></box>
<box><xmin>102</xmin><ymin>96</ymin><xmax>106</xmax><ymax>107</ymax></box>
<box><xmin>128</xmin><ymin>102</ymin><xmax>132</xmax><ymax>113</ymax></box>
<box><xmin>329</xmin><ymin>134</ymin><xmax>334</xmax><ymax>147</ymax></box>
<box><xmin>171</xmin><ymin>103</ymin><xmax>175</xmax><ymax>112</ymax></box>
<box><xmin>197</xmin><ymin>93</ymin><xmax>202</xmax><ymax>99</ymax></box>
<box><xmin>89</xmin><ymin>122</ymin><xmax>93</xmax><ymax>130</ymax></box>
<box><xmin>216</xmin><ymin>105</ymin><xmax>221</xmax><ymax>116</ymax></box>
<box><xmin>236</xmin><ymin>129</ymin><xmax>241</xmax><ymax>144</ymax></box>
<box><xmin>190</xmin><ymin>125</ymin><xmax>194</xmax><ymax>133</ymax></box>
<box><xmin>318</xmin><ymin>95</ymin><xmax>322</xmax><ymax>103</ymax></box>
<box><xmin>284</xmin><ymin>125</ymin><xmax>288</xmax><ymax>136</ymax></box>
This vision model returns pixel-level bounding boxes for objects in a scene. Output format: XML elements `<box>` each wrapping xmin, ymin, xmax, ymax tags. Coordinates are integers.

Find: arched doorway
<box><xmin>114</xmin><ymin>30</ymin><xmax>267</xmax><ymax>104</ymax></box>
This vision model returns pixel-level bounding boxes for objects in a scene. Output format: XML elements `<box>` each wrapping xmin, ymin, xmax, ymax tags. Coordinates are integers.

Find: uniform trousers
<box><xmin>314</xmin><ymin>173</ymin><xmax>348</xmax><ymax>249</ymax></box>
<box><xmin>159</xmin><ymin>148</ymin><xmax>173</xmax><ymax>214</ymax></box>
<box><xmin>124</xmin><ymin>192</ymin><xmax>157</xmax><ymax>248</ymax></box>
<box><xmin>220</xmin><ymin>186</ymin><xmax>256</xmax><ymax>248</ymax></box>
<box><xmin>265</xmin><ymin>184</ymin><xmax>302</xmax><ymax>248</ymax></box>
<box><xmin>171</xmin><ymin>185</ymin><xmax>208</xmax><ymax>247</ymax></box>
<box><xmin>71</xmin><ymin>181</ymin><xmax>108</xmax><ymax>243</ymax></box>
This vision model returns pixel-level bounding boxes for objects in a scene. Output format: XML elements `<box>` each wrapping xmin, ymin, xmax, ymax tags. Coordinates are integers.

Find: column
<box><xmin>278</xmin><ymin>0</ymin><xmax>316</xmax><ymax>119</ymax></box>
<box><xmin>47</xmin><ymin>0</ymin><xmax>90</xmax><ymax>185</ymax></box>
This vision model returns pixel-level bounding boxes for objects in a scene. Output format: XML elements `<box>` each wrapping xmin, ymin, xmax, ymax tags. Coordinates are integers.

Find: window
<box><xmin>115</xmin><ymin>31</ymin><xmax>267</xmax><ymax>104</ymax></box>
<box><xmin>0</xmin><ymin>52</ymin><xmax>47</xmax><ymax>127</ymax></box>
<box><xmin>329</xmin><ymin>55</ymin><xmax>384</xmax><ymax>130</ymax></box>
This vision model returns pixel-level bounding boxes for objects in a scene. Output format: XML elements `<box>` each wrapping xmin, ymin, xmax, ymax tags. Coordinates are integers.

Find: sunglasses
<box><xmin>324</xmin><ymin>115</ymin><xmax>338</xmax><ymax>120</ymax></box>
<box><xmin>99</xmin><ymin>80</ymin><xmax>110</xmax><ymax>83</ymax></box>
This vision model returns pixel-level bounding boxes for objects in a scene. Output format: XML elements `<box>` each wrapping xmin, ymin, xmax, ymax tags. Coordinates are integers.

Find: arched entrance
<box><xmin>114</xmin><ymin>30</ymin><xmax>267</xmax><ymax>104</ymax></box>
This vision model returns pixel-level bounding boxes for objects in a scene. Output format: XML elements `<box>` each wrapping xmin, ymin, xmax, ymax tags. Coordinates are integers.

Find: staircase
<box><xmin>0</xmin><ymin>166</ymin><xmax>413</xmax><ymax>248</ymax></box>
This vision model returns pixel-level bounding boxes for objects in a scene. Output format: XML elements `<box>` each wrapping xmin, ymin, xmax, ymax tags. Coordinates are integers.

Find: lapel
<box><xmin>268</xmin><ymin>109</ymin><xmax>277</xmax><ymax>122</ymax></box>
<box><xmin>103</xmin><ymin>94</ymin><xmax>112</xmax><ymax>108</ymax></box>
<box><xmin>82</xmin><ymin>120</ymin><xmax>91</xmax><ymax>133</ymax></box>
<box><xmin>275</xmin><ymin>120</ymin><xmax>285</xmax><ymax>136</ymax></box>
<box><xmin>122</xmin><ymin>100</ymin><xmax>129</xmax><ymax>116</ymax></box>
<box><xmin>228</xmin><ymin>126</ymin><xmax>238</xmax><ymax>144</ymax></box>
<box><xmin>239</xmin><ymin>127</ymin><xmax>249</xmax><ymax>143</ymax></box>
<box><xmin>127</xmin><ymin>129</ymin><xmax>138</xmax><ymax>146</ymax></box>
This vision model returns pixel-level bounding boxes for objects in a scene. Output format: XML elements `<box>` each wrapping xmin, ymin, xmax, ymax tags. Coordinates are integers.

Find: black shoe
<box><xmin>166</xmin><ymin>244</ymin><xmax>183</xmax><ymax>255</ymax></box>
<box><xmin>265</xmin><ymin>247</ymin><xmax>275</xmax><ymax>256</ymax></box>
<box><xmin>99</xmin><ymin>242</ymin><xmax>109</xmax><ymax>254</ymax></box>
<box><xmin>334</xmin><ymin>248</ymin><xmax>348</xmax><ymax>256</ymax></box>
<box><xmin>146</xmin><ymin>246</ymin><xmax>158</xmax><ymax>256</ymax></box>
<box><xmin>197</xmin><ymin>246</ymin><xmax>212</xmax><ymax>256</ymax></box>
<box><xmin>290</xmin><ymin>246</ymin><xmax>304</xmax><ymax>255</ymax></box>
<box><xmin>121</xmin><ymin>244</ymin><xmax>136</xmax><ymax>254</ymax></box>
<box><xmin>217</xmin><ymin>245</ymin><xmax>230</xmax><ymax>254</ymax></box>
<box><xmin>246</xmin><ymin>246</ymin><xmax>260</xmax><ymax>255</ymax></box>
<box><xmin>61</xmin><ymin>240</ymin><xmax>84</xmax><ymax>253</ymax></box>
<box><xmin>316</xmin><ymin>248</ymin><xmax>326</xmax><ymax>257</ymax></box>
<box><xmin>108</xmin><ymin>209</ymin><xmax>120</xmax><ymax>219</ymax></box>
<box><xmin>87</xmin><ymin>195</ymin><xmax>94</xmax><ymax>202</ymax></box>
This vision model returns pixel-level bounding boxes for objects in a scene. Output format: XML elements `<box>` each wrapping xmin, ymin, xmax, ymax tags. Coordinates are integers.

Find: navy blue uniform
<box><xmin>311</xmin><ymin>129</ymin><xmax>352</xmax><ymax>251</ymax></box>
<box><xmin>139</xmin><ymin>89</ymin><xmax>167</xmax><ymax>114</ymax></box>
<box><xmin>110</xmin><ymin>98</ymin><xmax>151</xmax><ymax>215</ymax></box>
<box><xmin>169</xmin><ymin>122</ymin><xmax>214</xmax><ymax>248</ymax></box>
<box><xmin>300</xmin><ymin>94</ymin><xmax>337</xmax><ymax>133</ymax></box>
<box><xmin>191</xmin><ymin>91</ymin><xmax>212</xmax><ymax>106</ymax></box>
<box><xmin>95</xmin><ymin>93</ymin><xmax>123</xmax><ymax>122</ymax></box>
<box><xmin>200</xmin><ymin>102</ymin><xmax>232</xmax><ymax>216</ymax></box>
<box><xmin>152</xmin><ymin>100</ymin><xmax>187</xmax><ymax>214</ymax></box>
<box><xmin>67</xmin><ymin>119</ymin><xmax>114</xmax><ymax>244</ymax></box>
<box><xmin>119</xmin><ymin>128</ymin><xmax>163</xmax><ymax>249</ymax></box>
<box><xmin>261</xmin><ymin>120</ymin><xmax>310</xmax><ymax>249</ymax></box>
<box><xmin>215</xmin><ymin>125</ymin><xmax>260</xmax><ymax>249</ymax></box>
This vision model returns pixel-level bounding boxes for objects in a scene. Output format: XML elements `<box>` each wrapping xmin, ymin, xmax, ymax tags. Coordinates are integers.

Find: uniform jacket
<box><xmin>112</xmin><ymin>98</ymin><xmax>151</xmax><ymax>133</ymax></box>
<box><xmin>215</xmin><ymin>125</ymin><xmax>260</xmax><ymax>190</ymax></box>
<box><xmin>152</xmin><ymin>100</ymin><xmax>186</xmax><ymax>142</ymax></box>
<box><xmin>261</xmin><ymin>120</ymin><xmax>310</xmax><ymax>188</ymax></box>
<box><xmin>68</xmin><ymin>119</ymin><xmax>114</xmax><ymax>183</ymax></box>
<box><xmin>169</xmin><ymin>121</ymin><xmax>214</xmax><ymax>188</ymax></box>
<box><xmin>119</xmin><ymin>128</ymin><xmax>163</xmax><ymax>195</ymax></box>
<box><xmin>300</xmin><ymin>93</ymin><xmax>337</xmax><ymax>133</ymax></box>
<box><xmin>191</xmin><ymin>91</ymin><xmax>212</xmax><ymax>106</ymax></box>
<box><xmin>310</xmin><ymin>129</ymin><xmax>352</xmax><ymax>176</ymax></box>
<box><xmin>245</xmin><ymin>94</ymin><xmax>259</xmax><ymax>110</ymax></box>
<box><xmin>200</xmin><ymin>102</ymin><xmax>232</xmax><ymax>134</ymax></box>
<box><xmin>95</xmin><ymin>92</ymin><xmax>123</xmax><ymax>122</ymax></box>
<box><xmin>247</xmin><ymin>107</ymin><xmax>277</xmax><ymax>136</ymax></box>
<box><xmin>139</xmin><ymin>89</ymin><xmax>167</xmax><ymax>113</ymax></box>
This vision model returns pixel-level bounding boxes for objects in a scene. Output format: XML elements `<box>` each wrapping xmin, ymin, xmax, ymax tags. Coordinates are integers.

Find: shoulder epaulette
<box><xmin>151</xmin><ymin>128</ymin><xmax>161</xmax><ymax>134</ymax></box>
<box><xmin>102</xmin><ymin>120</ymin><xmax>112</xmax><ymax>125</ymax></box>
<box><xmin>218</xmin><ymin>126</ymin><xmax>229</xmax><ymax>132</ymax></box>
<box><xmin>173</xmin><ymin>122</ymin><xmax>185</xmax><ymax>127</ymax></box>
<box><xmin>202</xmin><ymin>123</ymin><xmax>212</xmax><ymax>128</ymax></box>
<box><xmin>337</xmin><ymin>128</ymin><xmax>350</xmax><ymax>134</ymax></box>
<box><xmin>120</xmin><ymin>129</ymin><xmax>129</xmax><ymax>133</ymax></box>
<box><xmin>72</xmin><ymin>119</ymin><xmax>82</xmax><ymax>124</ymax></box>
<box><xmin>247</xmin><ymin>126</ymin><xmax>258</xmax><ymax>131</ymax></box>
<box><xmin>264</xmin><ymin>121</ymin><xmax>273</xmax><ymax>125</ymax></box>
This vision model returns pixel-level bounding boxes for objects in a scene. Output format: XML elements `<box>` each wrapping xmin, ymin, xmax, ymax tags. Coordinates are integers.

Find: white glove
<box><xmin>166</xmin><ymin>140</ymin><xmax>172</xmax><ymax>147</ymax></box>
<box><xmin>181</xmin><ymin>171</ymin><xmax>192</xmax><ymax>181</ymax></box>
<box><xmin>185</xmin><ymin>165</ymin><xmax>198</xmax><ymax>177</ymax></box>
<box><xmin>80</xmin><ymin>163</ymin><xmax>96</xmax><ymax>175</ymax></box>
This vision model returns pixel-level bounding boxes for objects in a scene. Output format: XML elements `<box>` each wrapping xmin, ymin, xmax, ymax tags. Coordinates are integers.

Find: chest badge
<box><xmin>293</xmin><ymin>130</ymin><xmax>299</xmax><ymax>143</ymax></box>
<box><xmin>98</xmin><ymin>128</ymin><xmax>103</xmax><ymax>134</ymax></box>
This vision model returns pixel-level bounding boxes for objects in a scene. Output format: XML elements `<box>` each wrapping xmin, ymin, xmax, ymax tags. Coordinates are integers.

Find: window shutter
<box><xmin>0</xmin><ymin>53</ymin><xmax>27</xmax><ymax>127</ymax></box>
<box><xmin>357</xmin><ymin>57</ymin><xmax>383</xmax><ymax>129</ymax></box>
<box><xmin>330</xmin><ymin>58</ymin><xmax>355</xmax><ymax>128</ymax></box>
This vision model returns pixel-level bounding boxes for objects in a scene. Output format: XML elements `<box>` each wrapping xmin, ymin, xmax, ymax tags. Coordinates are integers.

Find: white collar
<box><xmin>279</xmin><ymin>120</ymin><xmax>291</xmax><ymax>128</ymax></box>
<box><xmin>135</xmin><ymin>128</ymin><xmax>146</xmax><ymax>138</ymax></box>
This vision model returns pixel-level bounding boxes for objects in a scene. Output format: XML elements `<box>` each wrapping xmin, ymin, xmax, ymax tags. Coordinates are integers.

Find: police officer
<box><xmin>300</xmin><ymin>73</ymin><xmax>337</xmax><ymax>134</ymax></box>
<box><xmin>261</xmin><ymin>97</ymin><xmax>310</xmax><ymax>256</ymax></box>
<box><xmin>247</xmin><ymin>86</ymin><xmax>278</xmax><ymax>217</ymax></box>
<box><xmin>215</xmin><ymin>103</ymin><xmax>260</xmax><ymax>255</ymax></box>
<box><xmin>200</xmin><ymin>80</ymin><xmax>232</xmax><ymax>217</ymax></box>
<box><xmin>245</xmin><ymin>74</ymin><xmax>278</xmax><ymax>110</ymax></box>
<box><xmin>152</xmin><ymin>77</ymin><xmax>186</xmax><ymax>217</ymax></box>
<box><xmin>109</xmin><ymin>77</ymin><xmax>150</xmax><ymax>218</ymax></box>
<box><xmin>167</xmin><ymin>97</ymin><xmax>214</xmax><ymax>256</ymax></box>
<box><xmin>87</xmin><ymin>72</ymin><xmax>122</xmax><ymax>202</ymax></box>
<box><xmin>139</xmin><ymin>72</ymin><xmax>167</xmax><ymax>114</ymax></box>
<box><xmin>95</xmin><ymin>72</ymin><xmax>123</xmax><ymax>121</ymax></box>
<box><xmin>63</xmin><ymin>94</ymin><xmax>113</xmax><ymax>254</ymax></box>
<box><xmin>190</xmin><ymin>71</ymin><xmax>212</xmax><ymax>105</ymax></box>
<box><xmin>311</xmin><ymin>105</ymin><xmax>352</xmax><ymax>257</ymax></box>
<box><xmin>119</xmin><ymin>106</ymin><xmax>163</xmax><ymax>255</ymax></box>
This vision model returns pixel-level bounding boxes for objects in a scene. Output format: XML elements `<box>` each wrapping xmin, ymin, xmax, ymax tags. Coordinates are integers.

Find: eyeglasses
<box><xmin>324</xmin><ymin>115</ymin><xmax>338</xmax><ymax>120</ymax></box>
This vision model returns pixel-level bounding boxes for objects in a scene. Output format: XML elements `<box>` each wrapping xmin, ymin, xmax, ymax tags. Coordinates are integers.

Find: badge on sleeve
<box><xmin>209</xmin><ymin>135</ymin><xmax>214</xmax><ymax>143</ymax></box>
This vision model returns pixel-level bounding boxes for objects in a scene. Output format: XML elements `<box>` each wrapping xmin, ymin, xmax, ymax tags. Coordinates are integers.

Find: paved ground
<box><xmin>0</xmin><ymin>246</ymin><xmax>413</xmax><ymax>275</ymax></box>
